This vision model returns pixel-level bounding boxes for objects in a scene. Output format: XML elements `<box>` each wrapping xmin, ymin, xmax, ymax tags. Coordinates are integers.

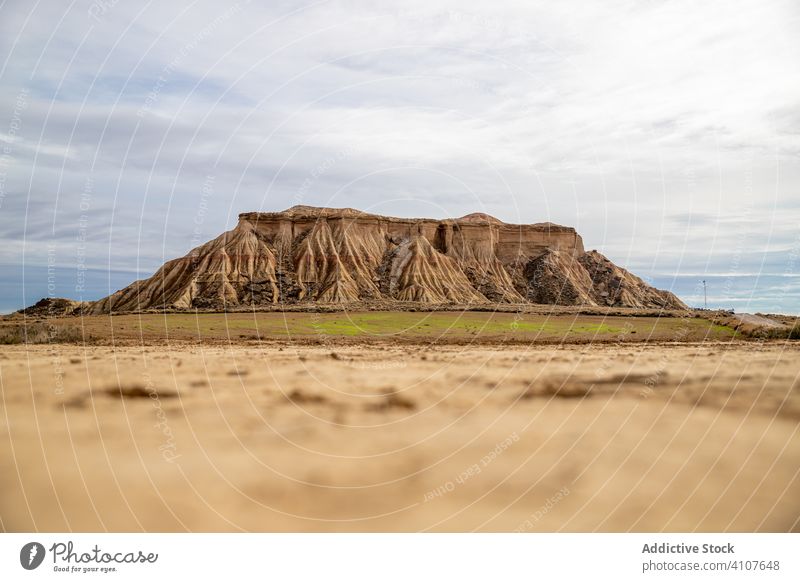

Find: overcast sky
<box><xmin>1</xmin><ymin>0</ymin><xmax>798</xmax><ymax>313</ymax></box>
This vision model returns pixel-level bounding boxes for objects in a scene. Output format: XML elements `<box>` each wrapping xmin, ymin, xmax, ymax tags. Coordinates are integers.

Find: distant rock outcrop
<box><xmin>86</xmin><ymin>206</ymin><xmax>686</xmax><ymax>313</ymax></box>
<box><xmin>18</xmin><ymin>297</ymin><xmax>88</xmax><ymax>317</ymax></box>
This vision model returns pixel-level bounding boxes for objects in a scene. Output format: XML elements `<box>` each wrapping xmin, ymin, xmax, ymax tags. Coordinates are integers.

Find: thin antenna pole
<box><xmin>703</xmin><ymin>280</ymin><xmax>707</xmax><ymax>309</ymax></box>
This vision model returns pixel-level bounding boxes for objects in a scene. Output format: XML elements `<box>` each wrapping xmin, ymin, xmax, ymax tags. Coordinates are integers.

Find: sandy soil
<box><xmin>1</xmin><ymin>341</ymin><xmax>798</xmax><ymax>532</ymax></box>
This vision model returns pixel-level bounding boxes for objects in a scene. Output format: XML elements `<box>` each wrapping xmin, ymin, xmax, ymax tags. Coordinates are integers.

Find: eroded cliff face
<box><xmin>89</xmin><ymin>206</ymin><xmax>686</xmax><ymax>313</ymax></box>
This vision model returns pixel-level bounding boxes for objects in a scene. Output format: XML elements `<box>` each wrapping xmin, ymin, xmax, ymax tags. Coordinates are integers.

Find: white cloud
<box><xmin>0</xmin><ymin>0</ymin><xmax>798</xmax><ymax>310</ymax></box>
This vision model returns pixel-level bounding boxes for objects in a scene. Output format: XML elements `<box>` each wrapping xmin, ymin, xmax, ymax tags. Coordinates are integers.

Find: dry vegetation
<box><xmin>0</xmin><ymin>321</ymin><xmax>85</xmax><ymax>345</ymax></box>
<box><xmin>1</xmin><ymin>310</ymin><xmax>736</xmax><ymax>346</ymax></box>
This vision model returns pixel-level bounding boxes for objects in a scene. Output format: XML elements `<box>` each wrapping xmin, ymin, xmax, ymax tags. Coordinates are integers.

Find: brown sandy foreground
<box><xmin>1</xmin><ymin>338</ymin><xmax>799</xmax><ymax>532</ymax></box>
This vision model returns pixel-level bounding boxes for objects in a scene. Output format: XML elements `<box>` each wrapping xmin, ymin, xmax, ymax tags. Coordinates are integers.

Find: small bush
<box><xmin>0</xmin><ymin>329</ymin><xmax>23</xmax><ymax>344</ymax></box>
<box><xmin>0</xmin><ymin>322</ymin><xmax>84</xmax><ymax>344</ymax></box>
<box><xmin>755</xmin><ymin>322</ymin><xmax>800</xmax><ymax>340</ymax></box>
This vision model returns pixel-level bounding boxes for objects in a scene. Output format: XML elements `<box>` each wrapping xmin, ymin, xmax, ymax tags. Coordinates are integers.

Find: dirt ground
<box><xmin>1</xmin><ymin>339</ymin><xmax>798</xmax><ymax>532</ymax></box>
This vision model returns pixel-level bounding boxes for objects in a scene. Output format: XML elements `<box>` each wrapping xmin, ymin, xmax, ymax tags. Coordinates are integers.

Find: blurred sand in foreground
<box><xmin>1</xmin><ymin>342</ymin><xmax>798</xmax><ymax>532</ymax></box>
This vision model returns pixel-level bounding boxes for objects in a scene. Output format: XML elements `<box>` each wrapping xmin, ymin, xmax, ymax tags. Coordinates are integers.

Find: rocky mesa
<box><xmin>88</xmin><ymin>205</ymin><xmax>685</xmax><ymax>313</ymax></box>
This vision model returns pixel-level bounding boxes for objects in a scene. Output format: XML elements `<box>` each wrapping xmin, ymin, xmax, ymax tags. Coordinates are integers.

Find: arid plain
<box><xmin>1</xmin><ymin>310</ymin><xmax>798</xmax><ymax>532</ymax></box>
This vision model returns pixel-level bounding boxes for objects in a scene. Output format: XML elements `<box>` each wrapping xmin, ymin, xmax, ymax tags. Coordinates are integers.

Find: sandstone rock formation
<box><xmin>88</xmin><ymin>205</ymin><xmax>686</xmax><ymax>313</ymax></box>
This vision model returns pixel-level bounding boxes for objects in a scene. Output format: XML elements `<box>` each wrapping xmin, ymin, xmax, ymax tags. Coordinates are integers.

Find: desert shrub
<box><xmin>0</xmin><ymin>328</ymin><xmax>23</xmax><ymax>344</ymax></box>
<box><xmin>30</xmin><ymin>323</ymin><xmax>84</xmax><ymax>343</ymax></box>
<box><xmin>0</xmin><ymin>322</ymin><xmax>85</xmax><ymax>344</ymax></box>
<box><xmin>755</xmin><ymin>323</ymin><xmax>800</xmax><ymax>340</ymax></box>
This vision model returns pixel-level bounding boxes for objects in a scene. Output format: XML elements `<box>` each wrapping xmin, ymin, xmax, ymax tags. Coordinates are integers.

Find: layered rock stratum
<box><xmin>87</xmin><ymin>205</ymin><xmax>685</xmax><ymax>313</ymax></box>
